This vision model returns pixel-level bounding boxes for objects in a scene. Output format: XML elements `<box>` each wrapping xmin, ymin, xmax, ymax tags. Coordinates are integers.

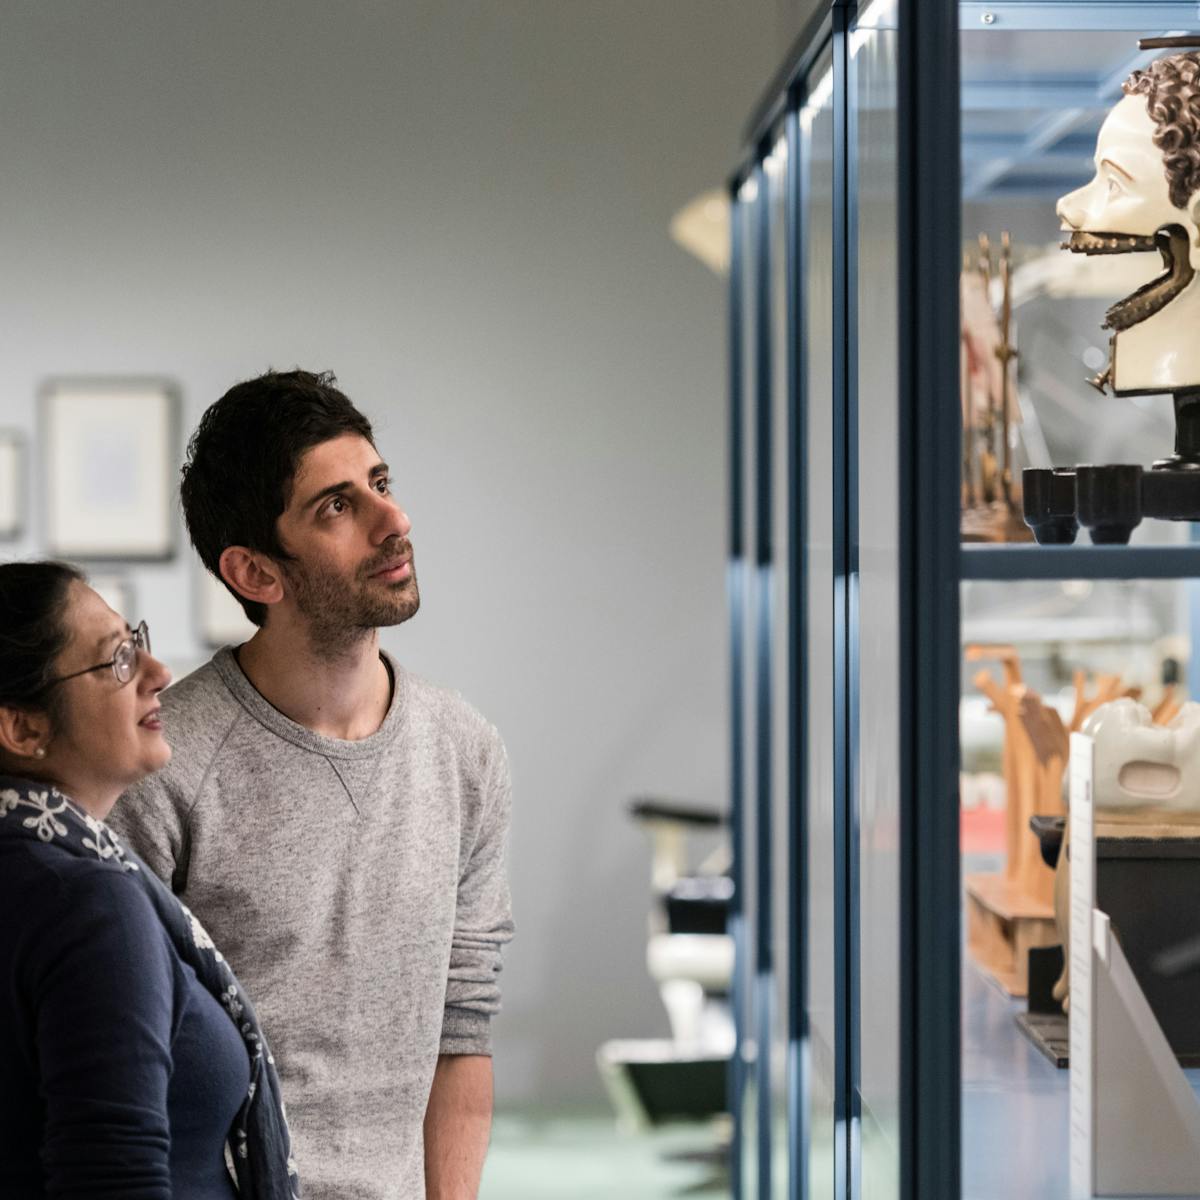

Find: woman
<box><xmin>0</xmin><ymin>561</ymin><xmax>298</xmax><ymax>1199</ymax></box>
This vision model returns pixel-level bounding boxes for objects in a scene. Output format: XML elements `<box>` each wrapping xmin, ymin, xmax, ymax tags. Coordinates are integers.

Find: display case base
<box><xmin>1093</xmin><ymin>835</ymin><xmax>1200</xmax><ymax>1067</ymax></box>
<box><xmin>1010</xmin><ymin>839</ymin><xmax>1200</xmax><ymax>1070</ymax></box>
<box><xmin>964</xmin><ymin>872</ymin><xmax>1057</xmax><ymax>997</ymax></box>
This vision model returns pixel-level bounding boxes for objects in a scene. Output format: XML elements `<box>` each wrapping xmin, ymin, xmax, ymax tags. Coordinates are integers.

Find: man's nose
<box><xmin>372</xmin><ymin>492</ymin><xmax>411</xmax><ymax>542</ymax></box>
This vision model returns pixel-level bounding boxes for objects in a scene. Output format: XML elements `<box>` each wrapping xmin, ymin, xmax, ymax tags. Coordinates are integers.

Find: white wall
<box><xmin>0</xmin><ymin>1</ymin><xmax>777</xmax><ymax>1105</ymax></box>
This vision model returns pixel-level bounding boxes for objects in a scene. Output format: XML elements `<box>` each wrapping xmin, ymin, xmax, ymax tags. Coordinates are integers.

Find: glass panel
<box><xmin>736</xmin><ymin>180</ymin><xmax>761</xmax><ymax>1200</ymax></box>
<box><xmin>801</xmin><ymin>41</ymin><xmax>838</xmax><ymax>1200</ymax></box>
<box><xmin>958</xmin><ymin>577</ymin><xmax>1198</xmax><ymax>1200</ymax></box>
<box><xmin>959</xmin><ymin>8</ymin><xmax>1200</xmax><ymax>1200</ymax></box>
<box><xmin>852</xmin><ymin>8</ymin><xmax>901</xmax><ymax>1199</ymax></box>
<box><xmin>768</xmin><ymin>122</ymin><xmax>792</xmax><ymax>1200</ymax></box>
<box><xmin>959</xmin><ymin>12</ymin><xmax>1197</xmax><ymax>547</ymax></box>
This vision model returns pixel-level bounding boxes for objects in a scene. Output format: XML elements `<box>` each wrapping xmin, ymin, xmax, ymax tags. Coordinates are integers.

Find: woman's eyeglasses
<box><xmin>47</xmin><ymin>621</ymin><xmax>152</xmax><ymax>688</ymax></box>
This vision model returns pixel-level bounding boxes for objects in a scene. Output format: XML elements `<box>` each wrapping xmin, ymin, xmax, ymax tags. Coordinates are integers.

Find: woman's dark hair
<box><xmin>0</xmin><ymin>560</ymin><xmax>84</xmax><ymax>733</ymax></box>
<box><xmin>180</xmin><ymin>369</ymin><xmax>375</xmax><ymax>627</ymax></box>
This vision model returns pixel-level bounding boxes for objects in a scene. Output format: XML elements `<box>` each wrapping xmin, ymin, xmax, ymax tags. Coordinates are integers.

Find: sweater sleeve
<box><xmin>108</xmin><ymin>768</ymin><xmax>190</xmax><ymax>892</ymax></box>
<box><xmin>33</xmin><ymin>869</ymin><xmax>178</xmax><ymax>1198</ymax></box>
<box><xmin>440</xmin><ymin>736</ymin><xmax>515</xmax><ymax>1056</ymax></box>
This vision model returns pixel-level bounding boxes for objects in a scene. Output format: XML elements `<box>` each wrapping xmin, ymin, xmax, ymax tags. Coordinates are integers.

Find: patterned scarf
<box><xmin>0</xmin><ymin>777</ymin><xmax>300</xmax><ymax>1199</ymax></box>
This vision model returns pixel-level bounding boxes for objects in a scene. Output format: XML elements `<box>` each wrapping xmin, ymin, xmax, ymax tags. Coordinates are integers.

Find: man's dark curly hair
<box><xmin>181</xmin><ymin>369</ymin><xmax>375</xmax><ymax>627</ymax></box>
<box><xmin>1125</xmin><ymin>52</ymin><xmax>1200</xmax><ymax>211</ymax></box>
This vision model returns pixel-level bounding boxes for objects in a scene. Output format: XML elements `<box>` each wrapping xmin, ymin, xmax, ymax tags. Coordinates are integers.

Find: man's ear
<box><xmin>0</xmin><ymin>704</ymin><xmax>52</xmax><ymax>762</ymax></box>
<box><xmin>218</xmin><ymin>547</ymin><xmax>285</xmax><ymax>610</ymax></box>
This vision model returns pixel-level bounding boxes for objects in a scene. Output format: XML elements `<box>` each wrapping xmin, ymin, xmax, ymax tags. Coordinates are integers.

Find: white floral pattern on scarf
<box><xmin>0</xmin><ymin>788</ymin><xmax>138</xmax><ymax>868</ymax></box>
<box><xmin>182</xmin><ymin>903</ymin><xmax>225</xmax><ymax>963</ymax></box>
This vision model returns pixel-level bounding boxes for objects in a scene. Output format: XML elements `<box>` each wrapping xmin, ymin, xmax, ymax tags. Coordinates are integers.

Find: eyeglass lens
<box><xmin>114</xmin><ymin>622</ymin><xmax>151</xmax><ymax>684</ymax></box>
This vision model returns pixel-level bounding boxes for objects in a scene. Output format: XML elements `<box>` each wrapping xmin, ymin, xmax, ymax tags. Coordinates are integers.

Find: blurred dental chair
<box><xmin>596</xmin><ymin>797</ymin><xmax>734</xmax><ymax>1136</ymax></box>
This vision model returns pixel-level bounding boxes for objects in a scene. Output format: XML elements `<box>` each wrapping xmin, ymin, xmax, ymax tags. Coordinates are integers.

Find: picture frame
<box><xmin>88</xmin><ymin>574</ymin><xmax>136</xmax><ymax>622</ymax></box>
<box><xmin>198</xmin><ymin>568</ymin><xmax>257</xmax><ymax>648</ymax></box>
<box><xmin>40</xmin><ymin>378</ymin><xmax>178</xmax><ymax>561</ymax></box>
<box><xmin>0</xmin><ymin>430</ymin><xmax>25</xmax><ymax>540</ymax></box>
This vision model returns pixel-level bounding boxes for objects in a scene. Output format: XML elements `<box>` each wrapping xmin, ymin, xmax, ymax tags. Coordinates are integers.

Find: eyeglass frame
<box><xmin>45</xmin><ymin>621</ymin><xmax>152</xmax><ymax>689</ymax></box>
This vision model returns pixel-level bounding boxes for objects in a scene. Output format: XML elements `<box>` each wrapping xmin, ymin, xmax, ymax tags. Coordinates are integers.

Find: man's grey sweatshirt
<box><xmin>107</xmin><ymin>648</ymin><xmax>514</xmax><ymax>1200</ymax></box>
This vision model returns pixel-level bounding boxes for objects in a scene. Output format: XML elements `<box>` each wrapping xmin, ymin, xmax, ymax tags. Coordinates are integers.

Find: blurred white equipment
<box><xmin>597</xmin><ymin>797</ymin><xmax>734</xmax><ymax>1135</ymax></box>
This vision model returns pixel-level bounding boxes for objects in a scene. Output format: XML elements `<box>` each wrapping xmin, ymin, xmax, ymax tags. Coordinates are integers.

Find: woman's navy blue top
<box><xmin>0</xmin><ymin>836</ymin><xmax>250</xmax><ymax>1198</ymax></box>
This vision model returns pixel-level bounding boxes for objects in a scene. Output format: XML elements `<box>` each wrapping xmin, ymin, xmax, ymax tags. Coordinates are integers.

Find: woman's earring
<box><xmin>33</xmin><ymin>747</ymin><xmax>46</xmax><ymax>759</ymax></box>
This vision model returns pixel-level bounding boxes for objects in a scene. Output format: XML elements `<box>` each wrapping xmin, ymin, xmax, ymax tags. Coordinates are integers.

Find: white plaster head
<box><xmin>1057</xmin><ymin>54</ymin><xmax>1200</xmax><ymax>395</ymax></box>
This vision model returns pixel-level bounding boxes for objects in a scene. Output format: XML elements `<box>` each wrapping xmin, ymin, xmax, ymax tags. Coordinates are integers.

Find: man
<box><xmin>110</xmin><ymin>369</ymin><xmax>513</xmax><ymax>1200</ymax></box>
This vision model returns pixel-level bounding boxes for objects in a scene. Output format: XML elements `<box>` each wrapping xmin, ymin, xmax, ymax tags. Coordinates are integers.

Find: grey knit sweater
<box><xmin>108</xmin><ymin>647</ymin><xmax>514</xmax><ymax>1200</ymax></box>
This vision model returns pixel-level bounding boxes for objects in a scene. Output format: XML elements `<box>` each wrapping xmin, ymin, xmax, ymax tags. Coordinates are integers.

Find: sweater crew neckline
<box><xmin>210</xmin><ymin>646</ymin><xmax>407</xmax><ymax>760</ymax></box>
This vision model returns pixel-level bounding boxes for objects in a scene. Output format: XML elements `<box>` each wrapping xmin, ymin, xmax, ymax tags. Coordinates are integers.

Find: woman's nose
<box><xmin>140</xmin><ymin>653</ymin><xmax>172</xmax><ymax>694</ymax></box>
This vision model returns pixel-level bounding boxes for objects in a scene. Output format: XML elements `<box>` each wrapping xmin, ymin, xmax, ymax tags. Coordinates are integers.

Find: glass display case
<box><xmin>727</xmin><ymin>3</ymin><xmax>1200</xmax><ymax>1199</ymax></box>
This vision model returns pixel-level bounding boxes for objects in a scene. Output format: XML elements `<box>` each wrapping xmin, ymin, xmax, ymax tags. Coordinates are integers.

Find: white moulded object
<box><xmin>1082</xmin><ymin>697</ymin><xmax>1200</xmax><ymax>818</ymax></box>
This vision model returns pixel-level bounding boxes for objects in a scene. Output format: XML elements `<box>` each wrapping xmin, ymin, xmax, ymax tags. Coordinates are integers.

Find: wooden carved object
<box><xmin>967</xmin><ymin>643</ymin><xmax>1068</xmax><ymax>905</ymax></box>
<box><xmin>964</xmin><ymin>646</ymin><xmax>1145</xmax><ymax>995</ymax></box>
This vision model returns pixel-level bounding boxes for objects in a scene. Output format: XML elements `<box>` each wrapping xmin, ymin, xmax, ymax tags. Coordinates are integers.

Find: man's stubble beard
<box><xmin>282</xmin><ymin>540</ymin><xmax>420</xmax><ymax>659</ymax></box>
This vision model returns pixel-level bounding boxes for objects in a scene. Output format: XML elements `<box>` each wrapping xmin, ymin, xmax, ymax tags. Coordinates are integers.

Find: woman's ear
<box><xmin>218</xmin><ymin>547</ymin><xmax>284</xmax><ymax>611</ymax></box>
<box><xmin>0</xmin><ymin>705</ymin><xmax>52</xmax><ymax>763</ymax></box>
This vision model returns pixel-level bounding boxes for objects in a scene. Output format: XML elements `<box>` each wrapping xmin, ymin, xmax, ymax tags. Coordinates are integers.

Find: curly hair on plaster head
<box><xmin>1125</xmin><ymin>52</ymin><xmax>1200</xmax><ymax>210</ymax></box>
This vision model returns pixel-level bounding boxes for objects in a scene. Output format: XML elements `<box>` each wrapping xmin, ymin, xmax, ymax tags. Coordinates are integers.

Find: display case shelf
<box><xmin>961</xmin><ymin>544</ymin><xmax>1200</xmax><ymax>581</ymax></box>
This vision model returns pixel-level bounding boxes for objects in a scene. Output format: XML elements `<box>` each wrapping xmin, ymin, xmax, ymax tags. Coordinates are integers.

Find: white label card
<box><xmin>1069</xmin><ymin>733</ymin><xmax>1095</xmax><ymax>1200</ymax></box>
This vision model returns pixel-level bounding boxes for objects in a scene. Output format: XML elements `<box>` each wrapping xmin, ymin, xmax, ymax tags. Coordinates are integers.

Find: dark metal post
<box><xmin>785</xmin><ymin>91</ymin><xmax>809</xmax><ymax>1200</ymax></box>
<box><xmin>830</xmin><ymin>10</ymin><xmax>854</xmax><ymax>1199</ymax></box>
<box><xmin>896</xmin><ymin>0</ymin><xmax>962</xmax><ymax>1198</ymax></box>
<box><xmin>842</xmin><ymin>9</ymin><xmax>863</xmax><ymax>1196</ymax></box>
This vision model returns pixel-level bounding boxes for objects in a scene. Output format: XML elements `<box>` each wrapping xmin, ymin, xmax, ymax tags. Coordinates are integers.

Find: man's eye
<box><xmin>375</xmin><ymin>476</ymin><xmax>391</xmax><ymax>494</ymax></box>
<box><xmin>325</xmin><ymin>497</ymin><xmax>347</xmax><ymax>516</ymax></box>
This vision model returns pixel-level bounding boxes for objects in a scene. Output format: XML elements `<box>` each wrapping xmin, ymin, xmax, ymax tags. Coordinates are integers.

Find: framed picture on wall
<box><xmin>41</xmin><ymin>379</ymin><xmax>178</xmax><ymax>560</ymax></box>
<box><xmin>0</xmin><ymin>431</ymin><xmax>24</xmax><ymax>540</ymax></box>
<box><xmin>198</xmin><ymin>568</ymin><xmax>257</xmax><ymax>648</ymax></box>
<box><xmin>88</xmin><ymin>574</ymin><xmax>136</xmax><ymax>622</ymax></box>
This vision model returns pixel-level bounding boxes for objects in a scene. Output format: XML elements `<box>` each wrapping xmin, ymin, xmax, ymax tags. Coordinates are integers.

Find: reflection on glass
<box><xmin>853</xmin><ymin>13</ymin><xmax>901</xmax><ymax>1200</ymax></box>
<box><xmin>737</xmin><ymin>186</ymin><xmax>761</xmax><ymax>1200</ymax></box>
<box><xmin>802</xmin><ymin>43</ymin><xmax>838</xmax><ymax>1200</ymax></box>
<box><xmin>768</xmin><ymin>123</ymin><xmax>791</xmax><ymax>1200</ymax></box>
<box><xmin>959</xmin><ymin>23</ymin><xmax>1192</xmax><ymax>548</ymax></box>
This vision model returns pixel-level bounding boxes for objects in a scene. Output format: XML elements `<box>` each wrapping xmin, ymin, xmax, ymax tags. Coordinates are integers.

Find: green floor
<box><xmin>482</xmin><ymin>1112</ymin><xmax>729</xmax><ymax>1199</ymax></box>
